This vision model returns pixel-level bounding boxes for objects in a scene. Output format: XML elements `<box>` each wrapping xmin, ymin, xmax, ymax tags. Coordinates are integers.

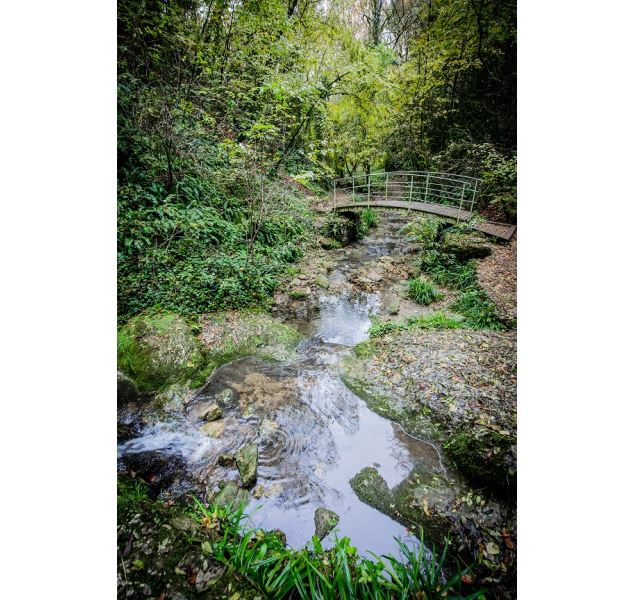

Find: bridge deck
<box><xmin>333</xmin><ymin>199</ymin><xmax>516</xmax><ymax>240</ymax></box>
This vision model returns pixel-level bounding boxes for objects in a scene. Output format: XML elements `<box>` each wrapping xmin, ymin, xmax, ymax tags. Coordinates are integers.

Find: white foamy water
<box><xmin>117</xmin><ymin>420</ymin><xmax>214</xmax><ymax>462</ymax></box>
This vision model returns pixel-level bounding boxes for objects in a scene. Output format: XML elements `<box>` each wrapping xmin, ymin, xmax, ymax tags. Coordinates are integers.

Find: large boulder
<box><xmin>314</xmin><ymin>508</ymin><xmax>339</xmax><ymax>540</ymax></box>
<box><xmin>235</xmin><ymin>444</ymin><xmax>258</xmax><ymax>488</ymax></box>
<box><xmin>443</xmin><ymin>231</ymin><xmax>492</xmax><ymax>261</ymax></box>
<box><xmin>117</xmin><ymin>312</ymin><xmax>207</xmax><ymax>391</ymax></box>
<box><xmin>444</xmin><ymin>428</ymin><xmax>517</xmax><ymax>501</ymax></box>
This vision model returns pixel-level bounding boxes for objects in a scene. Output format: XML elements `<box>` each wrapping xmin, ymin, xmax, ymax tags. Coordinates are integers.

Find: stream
<box><xmin>118</xmin><ymin>213</ymin><xmax>446</xmax><ymax>557</ymax></box>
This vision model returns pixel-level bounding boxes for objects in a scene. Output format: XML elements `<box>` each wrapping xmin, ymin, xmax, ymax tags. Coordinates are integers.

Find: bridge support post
<box><xmin>470</xmin><ymin>182</ymin><xmax>478</xmax><ymax>214</ymax></box>
<box><xmin>424</xmin><ymin>173</ymin><xmax>430</xmax><ymax>203</ymax></box>
<box><xmin>457</xmin><ymin>183</ymin><xmax>465</xmax><ymax>223</ymax></box>
<box><xmin>333</xmin><ymin>180</ymin><xmax>336</xmax><ymax>210</ymax></box>
<box><xmin>408</xmin><ymin>174</ymin><xmax>414</xmax><ymax>214</ymax></box>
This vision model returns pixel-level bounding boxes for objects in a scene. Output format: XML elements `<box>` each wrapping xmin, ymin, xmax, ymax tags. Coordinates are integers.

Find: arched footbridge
<box><xmin>332</xmin><ymin>171</ymin><xmax>516</xmax><ymax>240</ymax></box>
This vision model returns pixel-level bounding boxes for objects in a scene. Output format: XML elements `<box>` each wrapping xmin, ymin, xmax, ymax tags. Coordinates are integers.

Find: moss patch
<box><xmin>444</xmin><ymin>428</ymin><xmax>516</xmax><ymax>500</ymax></box>
<box><xmin>349</xmin><ymin>467</ymin><xmax>453</xmax><ymax>548</ymax></box>
<box><xmin>199</xmin><ymin>309</ymin><xmax>303</xmax><ymax>371</ymax></box>
<box><xmin>117</xmin><ymin>311</ymin><xmax>208</xmax><ymax>392</ymax></box>
<box><xmin>442</xmin><ymin>231</ymin><xmax>492</xmax><ymax>262</ymax></box>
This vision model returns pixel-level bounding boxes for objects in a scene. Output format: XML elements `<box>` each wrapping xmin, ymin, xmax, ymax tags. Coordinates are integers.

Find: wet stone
<box><xmin>314</xmin><ymin>508</ymin><xmax>339</xmax><ymax>540</ymax></box>
<box><xmin>235</xmin><ymin>443</ymin><xmax>258</xmax><ymax>488</ymax></box>
<box><xmin>315</xmin><ymin>274</ymin><xmax>330</xmax><ymax>289</ymax></box>
<box><xmin>120</xmin><ymin>452</ymin><xmax>186</xmax><ymax>498</ymax></box>
<box><xmin>212</xmin><ymin>480</ymin><xmax>250</xmax><ymax>510</ymax></box>
<box><xmin>214</xmin><ymin>388</ymin><xmax>236</xmax><ymax>408</ymax></box>
<box><xmin>217</xmin><ymin>453</ymin><xmax>234</xmax><ymax>467</ymax></box>
<box><xmin>200</xmin><ymin>420</ymin><xmax>224</xmax><ymax>438</ymax></box>
<box><xmin>203</xmin><ymin>403</ymin><xmax>222</xmax><ymax>421</ymax></box>
<box><xmin>117</xmin><ymin>421</ymin><xmax>141</xmax><ymax>443</ymax></box>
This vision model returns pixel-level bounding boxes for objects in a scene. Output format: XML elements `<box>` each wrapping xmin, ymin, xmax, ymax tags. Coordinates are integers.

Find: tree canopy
<box><xmin>117</xmin><ymin>0</ymin><xmax>516</xmax><ymax>318</ymax></box>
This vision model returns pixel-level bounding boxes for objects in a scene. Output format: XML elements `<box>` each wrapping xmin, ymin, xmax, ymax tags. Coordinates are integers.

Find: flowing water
<box><xmin>118</xmin><ymin>213</ymin><xmax>445</xmax><ymax>556</ymax></box>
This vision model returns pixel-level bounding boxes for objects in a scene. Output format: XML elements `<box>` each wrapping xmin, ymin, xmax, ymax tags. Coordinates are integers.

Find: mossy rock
<box><xmin>117</xmin><ymin>312</ymin><xmax>207</xmax><ymax>392</ymax></box>
<box><xmin>444</xmin><ymin>428</ymin><xmax>517</xmax><ymax>501</ymax></box>
<box><xmin>350</xmin><ymin>467</ymin><xmax>452</xmax><ymax>548</ymax></box>
<box><xmin>443</xmin><ymin>231</ymin><xmax>492</xmax><ymax>261</ymax></box>
<box><xmin>319</xmin><ymin>236</ymin><xmax>342</xmax><ymax>250</ymax></box>
<box><xmin>212</xmin><ymin>480</ymin><xmax>250</xmax><ymax>510</ymax></box>
<box><xmin>314</xmin><ymin>507</ymin><xmax>339</xmax><ymax>540</ymax></box>
<box><xmin>321</xmin><ymin>212</ymin><xmax>361</xmax><ymax>245</ymax></box>
<box><xmin>235</xmin><ymin>443</ymin><xmax>258</xmax><ymax>488</ymax></box>
<box><xmin>200</xmin><ymin>310</ymin><xmax>303</xmax><ymax>368</ymax></box>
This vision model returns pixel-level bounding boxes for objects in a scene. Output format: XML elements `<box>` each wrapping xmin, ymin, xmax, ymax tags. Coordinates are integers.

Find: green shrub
<box><xmin>360</xmin><ymin>208</ymin><xmax>379</xmax><ymax>229</ymax></box>
<box><xmin>408</xmin><ymin>278</ymin><xmax>443</xmax><ymax>305</ymax></box>
<box><xmin>118</xmin><ymin>170</ymin><xmax>312</xmax><ymax>320</ymax></box>
<box><xmin>432</xmin><ymin>141</ymin><xmax>517</xmax><ymax>222</ymax></box>
<box><xmin>402</xmin><ymin>216</ymin><xmax>445</xmax><ymax>246</ymax></box>
<box><xmin>451</xmin><ymin>289</ymin><xmax>505</xmax><ymax>330</ymax></box>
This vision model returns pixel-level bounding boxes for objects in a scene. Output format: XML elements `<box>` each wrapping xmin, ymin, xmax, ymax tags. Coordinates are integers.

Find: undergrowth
<box><xmin>117</xmin><ymin>480</ymin><xmax>482</xmax><ymax>600</ymax></box>
<box><xmin>360</xmin><ymin>208</ymin><xmax>379</xmax><ymax>230</ymax></box>
<box><xmin>118</xmin><ymin>169</ymin><xmax>314</xmax><ymax>320</ymax></box>
<box><xmin>406</xmin><ymin>217</ymin><xmax>509</xmax><ymax>330</ymax></box>
<box><xmin>368</xmin><ymin>313</ymin><xmax>466</xmax><ymax>338</ymax></box>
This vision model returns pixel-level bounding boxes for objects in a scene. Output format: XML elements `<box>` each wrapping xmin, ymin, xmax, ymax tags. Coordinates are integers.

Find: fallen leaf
<box><xmin>485</xmin><ymin>542</ymin><xmax>500</xmax><ymax>555</ymax></box>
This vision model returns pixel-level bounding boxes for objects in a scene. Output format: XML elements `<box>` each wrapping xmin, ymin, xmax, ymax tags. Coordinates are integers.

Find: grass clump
<box><xmin>405</xmin><ymin>313</ymin><xmax>465</xmax><ymax>330</ymax></box>
<box><xmin>368</xmin><ymin>313</ymin><xmax>466</xmax><ymax>339</ymax></box>
<box><xmin>360</xmin><ymin>208</ymin><xmax>379</xmax><ymax>230</ymax></box>
<box><xmin>408</xmin><ymin>278</ymin><xmax>443</xmax><ymax>305</ymax></box>
<box><xmin>451</xmin><ymin>289</ymin><xmax>505</xmax><ymax>330</ymax></box>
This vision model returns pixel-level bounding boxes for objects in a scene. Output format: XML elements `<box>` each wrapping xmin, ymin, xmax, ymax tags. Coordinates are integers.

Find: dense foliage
<box><xmin>118</xmin><ymin>0</ymin><xmax>516</xmax><ymax>320</ymax></box>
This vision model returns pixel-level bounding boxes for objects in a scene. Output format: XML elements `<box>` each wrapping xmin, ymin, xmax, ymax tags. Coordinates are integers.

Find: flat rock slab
<box><xmin>235</xmin><ymin>443</ymin><xmax>258</xmax><ymax>488</ymax></box>
<box><xmin>314</xmin><ymin>507</ymin><xmax>339</xmax><ymax>540</ymax></box>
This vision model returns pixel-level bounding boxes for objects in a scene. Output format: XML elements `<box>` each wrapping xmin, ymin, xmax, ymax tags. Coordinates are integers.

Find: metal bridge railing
<box><xmin>332</xmin><ymin>171</ymin><xmax>481</xmax><ymax>216</ymax></box>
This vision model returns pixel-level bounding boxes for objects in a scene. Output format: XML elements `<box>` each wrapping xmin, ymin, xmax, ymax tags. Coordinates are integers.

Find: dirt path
<box><xmin>478</xmin><ymin>235</ymin><xmax>517</xmax><ymax>322</ymax></box>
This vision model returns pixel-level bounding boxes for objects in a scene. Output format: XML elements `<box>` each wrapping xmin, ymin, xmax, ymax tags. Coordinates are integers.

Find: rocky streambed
<box><xmin>118</xmin><ymin>210</ymin><xmax>517</xmax><ymax>596</ymax></box>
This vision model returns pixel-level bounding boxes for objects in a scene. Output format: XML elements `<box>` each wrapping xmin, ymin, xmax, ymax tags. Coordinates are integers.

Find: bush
<box><xmin>402</xmin><ymin>216</ymin><xmax>445</xmax><ymax>246</ymax></box>
<box><xmin>360</xmin><ymin>208</ymin><xmax>379</xmax><ymax>230</ymax></box>
<box><xmin>118</xmin><ymin>171</ymin><xmax>312</xmax><ymax>320</ymax></box>
<box><xmin>451</xmin><ymin>289</ymin><xmax>505</xmax><ymax>330</ymax></box>
<box><xmin>408</xmin><ymin>278</ymin><xmax>443</xmax><ymax>305</ymax></box>
<box><xmin>432</xmin><ymin>141</ymin><xmax>516</xmax><ymax>222</ymax></box>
